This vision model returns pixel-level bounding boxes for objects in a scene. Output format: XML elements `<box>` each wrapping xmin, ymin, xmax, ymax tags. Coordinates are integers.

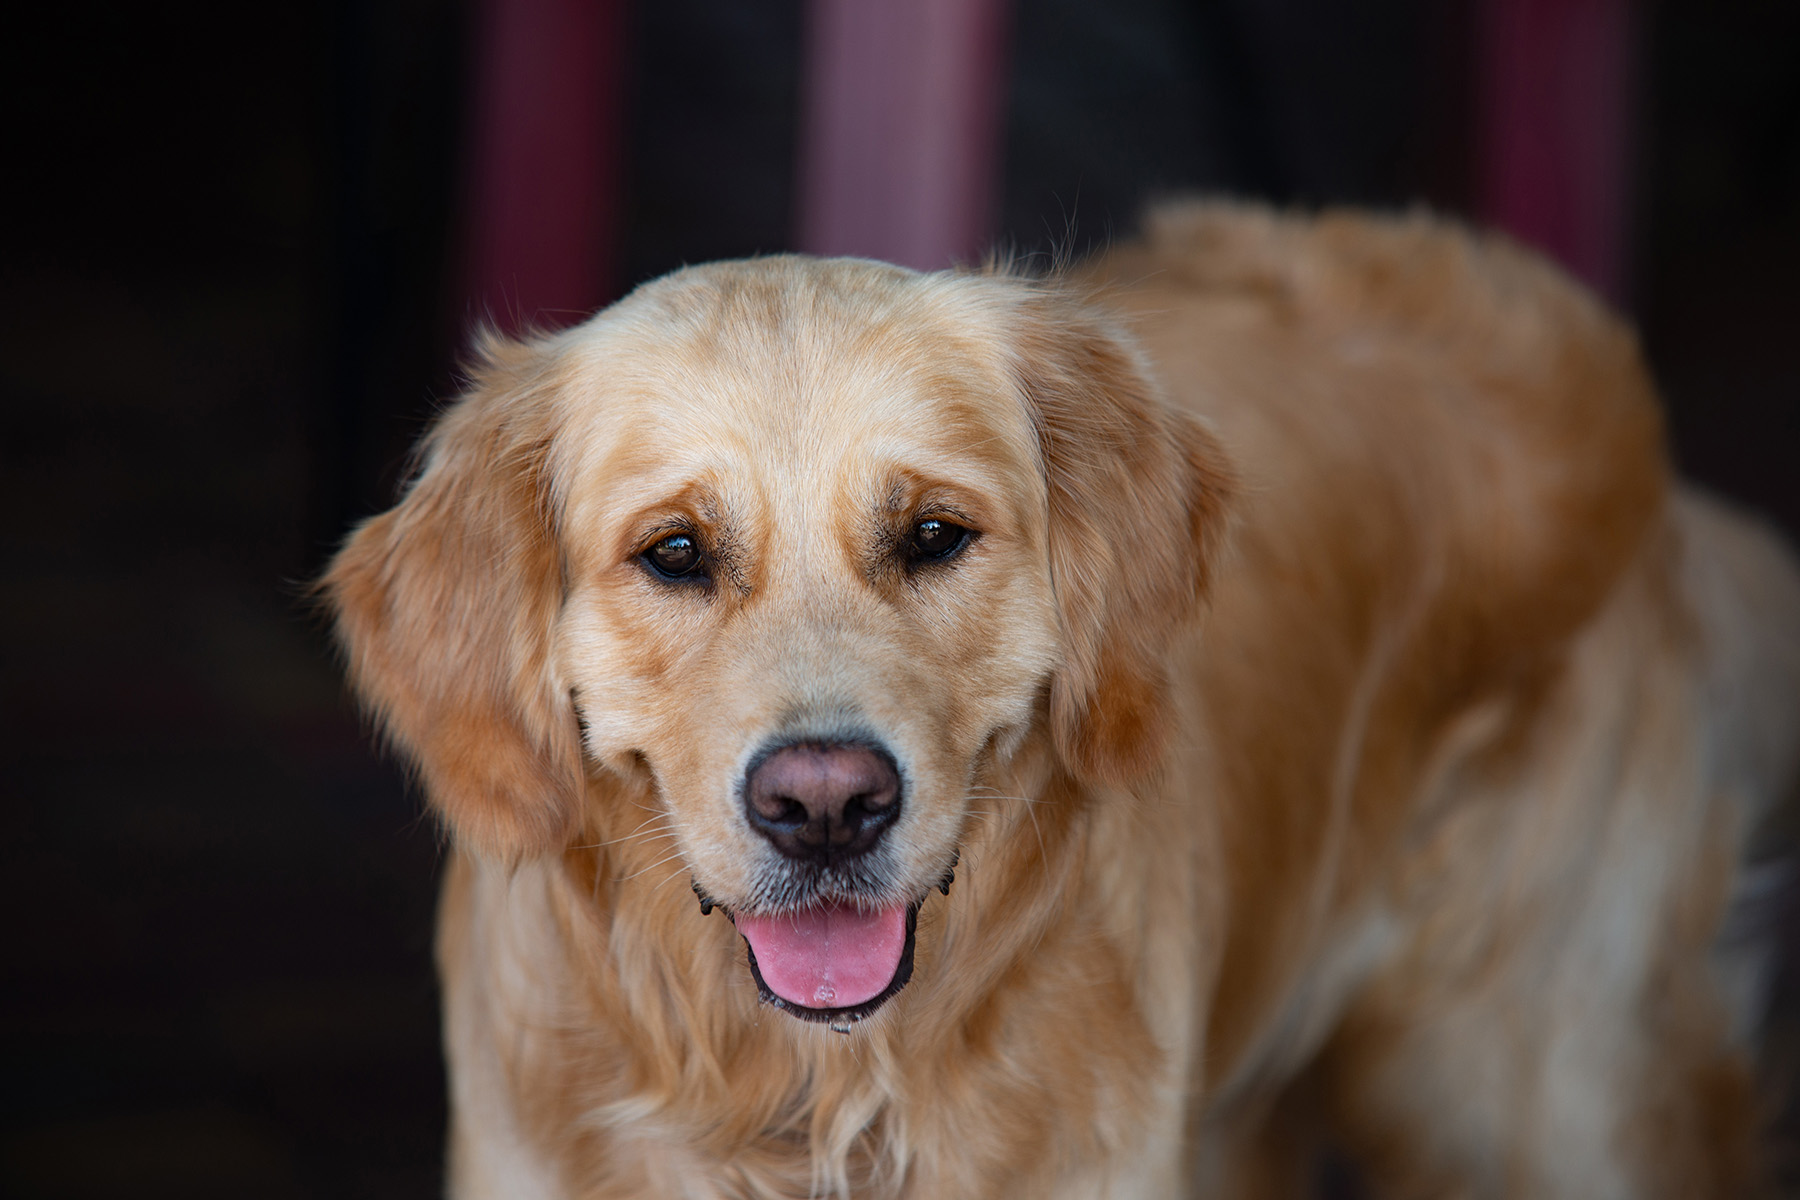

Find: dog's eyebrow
<box><xmin>625</xmin><ymin>515</ymin><xmax>698</xmax><ymax>551</ymax></box>
<box><xmin>621</xmin><ymin>486</ymin><xmax>719</xmax><ymax>550</ymax></box>
<box><xmin>877</xmin><ymin>469</ymin><xmax>992</xmax><ymax>525</ymax></box>
<box><xmin>914</xmin><ymin>501</ymin><xmax>978</xmax><ymax>525</ymax></box>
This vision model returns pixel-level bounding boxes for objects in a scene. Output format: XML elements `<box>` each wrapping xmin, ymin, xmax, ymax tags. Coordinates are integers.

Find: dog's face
<box><xmin>554</xmin><ymin>260</ymin><xmax>1062</xmax><ymax>1020</ymax></box>
<box><xmin>324</xmin><ymin>257</ymin><xmax>1231</xmax><ymax>1026</ymax></box>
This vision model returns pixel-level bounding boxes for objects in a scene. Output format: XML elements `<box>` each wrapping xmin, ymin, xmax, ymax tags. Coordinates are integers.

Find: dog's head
<box><xmin>323</xmin><ymin>257</ymin><xmax>1233</xmax><ymax>1025</ymax></box>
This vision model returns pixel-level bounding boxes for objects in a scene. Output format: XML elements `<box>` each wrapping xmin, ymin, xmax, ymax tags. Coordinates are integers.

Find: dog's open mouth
<box><xmin>733</xmin><ymin>901</ymin><xmax>918</xmax><ymax>1027</ymax></box>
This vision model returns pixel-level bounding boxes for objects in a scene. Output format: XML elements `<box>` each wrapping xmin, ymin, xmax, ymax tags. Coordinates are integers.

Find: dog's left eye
<box><xmin>908</xmin><ymin>518</ymin><xmax>972</xmax><ymax>563</ymax></box>
<box><xmin>643</xmin><ymin>533</ymin><xmax>705</xmax><ymax>580</ymax></box>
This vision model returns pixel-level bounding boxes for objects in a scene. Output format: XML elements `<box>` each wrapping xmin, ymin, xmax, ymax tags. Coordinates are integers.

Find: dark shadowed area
<box><xmin>2</xmin><ymin>1</ymin><xmax>1796</xmax><ymax>1195</ymax></box>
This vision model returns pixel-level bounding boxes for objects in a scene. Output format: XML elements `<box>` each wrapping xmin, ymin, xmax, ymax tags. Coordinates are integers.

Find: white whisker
<box><xmin>620</xmin><ymin>848</ymin><xmax>690</xmax><ymax>882</ymax></box>
<box><xmin>570</xmin><ymin>817</ymin><xmax>677</xmax><ymax>853</ymax></box>
<box><xmin>649</xmin><ymin>864</ymin><xmax>693</xmax><ymax>896</ymax></box>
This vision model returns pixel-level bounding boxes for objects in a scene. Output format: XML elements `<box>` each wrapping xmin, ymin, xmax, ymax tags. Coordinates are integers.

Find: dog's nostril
<box><xmin>851</xmin><ymin>788</ymin><xmax>894</xmax><ymax>812</ymax></box>
<box><xmin>743</xmin><ymin>742</ymin><xmax>902</xmax><ymax>861</ymax></box>
<box><xmin>750</xmin><ymin>791</ymin><xmax>809</xmax><ymax>829</ymax></box>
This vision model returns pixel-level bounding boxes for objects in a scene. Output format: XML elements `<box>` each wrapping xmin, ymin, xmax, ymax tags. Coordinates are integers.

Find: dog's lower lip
<box><xmin>736</xmin><ymin>903</ymin><xmax>919</xmax><ymax>1027</ymax></box>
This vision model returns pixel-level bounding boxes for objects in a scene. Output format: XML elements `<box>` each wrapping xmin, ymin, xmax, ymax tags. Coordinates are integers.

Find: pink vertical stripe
<box><xmin>798</xmin><ymin>0</ymin><xmax>1012</xmax><ymax>270</ymax></box>
<box><xmin>1478</xmin><ymin>0</ymin><xmax>1635</xmax><ymax>301</ymax></box>
<box><xmin>463</xmin><ymin>0</ymin><xmax>625</xmax><ymax>332</ymax></box>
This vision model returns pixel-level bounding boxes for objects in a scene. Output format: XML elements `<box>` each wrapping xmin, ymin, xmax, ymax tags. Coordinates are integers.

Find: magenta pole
<box><xmin>462</xmin><ymin>0</ymin><xmax>626</xmax><ymax>333</ymax></box>
<box><xmin>797</xmin><ymin>0</ymin><xmax>1013</xmax><ymax>270</ymax></box>
<box><xmin>1477</xmin><ymin>0</ymin><xmax>1636</xmax><ymax>303</ymax></box>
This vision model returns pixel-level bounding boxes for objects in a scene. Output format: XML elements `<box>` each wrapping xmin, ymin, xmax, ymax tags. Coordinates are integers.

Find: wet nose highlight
<box><xmin>744</xmin><ymin>742</ymin><xmax>901</xmax><ymax>861</ymax></box>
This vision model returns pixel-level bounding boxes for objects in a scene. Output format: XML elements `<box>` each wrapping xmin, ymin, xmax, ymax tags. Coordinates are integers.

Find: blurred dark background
<box><xmin>2</xmin><ymin>1</ymin><xmax>1796</xmax><ymax>1195</ymax></box>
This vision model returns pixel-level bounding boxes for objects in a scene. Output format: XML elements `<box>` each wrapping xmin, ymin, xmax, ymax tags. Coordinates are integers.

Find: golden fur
<box><xmin>323</xmin><ymin>203</ymin><xmax>1800</xmax><ymax>1198</ymax></box>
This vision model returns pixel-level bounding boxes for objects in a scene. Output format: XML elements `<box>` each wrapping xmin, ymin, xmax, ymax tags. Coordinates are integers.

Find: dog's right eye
<box><xmin>906</xmin><ymin>518</ymin><xmax>973</xmax><ymax>564</ymax></box>
<box><xmin>643</xmin><ymin>533</ymin><xmax>705</xmax><ymax>580</ymax></box>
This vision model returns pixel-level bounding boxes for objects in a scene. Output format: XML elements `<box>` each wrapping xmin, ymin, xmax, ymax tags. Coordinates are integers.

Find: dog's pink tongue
<box><xmin>735</xmin><ymin>902</ymin><xmax>907</xmax><ymax>1009</ymax></box>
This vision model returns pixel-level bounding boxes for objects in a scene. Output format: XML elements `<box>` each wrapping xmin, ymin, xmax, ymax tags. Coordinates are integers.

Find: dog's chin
<box><xmin>738</xmin><ymin>902</ymin><xmax>919</xmax><ymax>1027</ymax></box>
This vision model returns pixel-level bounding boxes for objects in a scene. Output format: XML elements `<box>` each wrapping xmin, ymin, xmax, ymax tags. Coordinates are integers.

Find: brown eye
<box><xmin>644</xmin><ymin>532</ymin><xmax>704</xmax><ymax>579</ymax></box>
<box><xmin>908</xmin><ymin>518</ymin><xmax>971</xmax><ymax>563</ymax></box>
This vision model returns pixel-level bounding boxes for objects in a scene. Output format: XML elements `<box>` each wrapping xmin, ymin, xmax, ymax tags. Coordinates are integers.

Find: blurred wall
<box><xmin>2</xmin><ymin>2</ymin><xmax>1795</xmax><ymax>1196</ymax></box>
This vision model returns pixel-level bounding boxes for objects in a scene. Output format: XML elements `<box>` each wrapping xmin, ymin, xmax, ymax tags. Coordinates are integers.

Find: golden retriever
<box><xmin>323</xmin><ymin>203</ymin><xmax>1800</xmax><ymax>1198</ymax></box>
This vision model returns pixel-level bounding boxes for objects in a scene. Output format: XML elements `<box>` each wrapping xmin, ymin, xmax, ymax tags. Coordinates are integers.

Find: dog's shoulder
<box><xmin>1096</xmin><ymin>201</ymin><xmax>1669</xmax><ymax>673</ymax></box>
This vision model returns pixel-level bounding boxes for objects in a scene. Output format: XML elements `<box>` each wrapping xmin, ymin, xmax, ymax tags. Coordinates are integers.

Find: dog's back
<box><xmin>1092</xmin><ymin>203</ymin><xmax>1800</xmax><ymax>1195</ymax></box>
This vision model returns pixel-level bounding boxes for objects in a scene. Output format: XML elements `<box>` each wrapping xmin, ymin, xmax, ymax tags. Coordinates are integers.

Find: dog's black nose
<box><xmin>744</xmin><ymin>742</ymin><xmax>901</xmax><ymax>861</ymax></box>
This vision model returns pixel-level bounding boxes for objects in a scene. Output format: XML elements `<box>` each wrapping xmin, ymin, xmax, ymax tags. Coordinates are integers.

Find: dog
<box><xmin>323</xmin><ymin>202</ymin><xmax>1800</xmax><ymax>1198</ymax></box>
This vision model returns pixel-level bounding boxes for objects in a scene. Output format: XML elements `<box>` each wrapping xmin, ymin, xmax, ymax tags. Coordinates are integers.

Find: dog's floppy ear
<box><xmin>320</xmin><ymin>334</ymin><xmax>582</xmax><ymax>862</ymax></box>
<box><xmin>1009</xmin><ymin>290</ymin><xmax>1237</xmax><ymax>785</ymax></box>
